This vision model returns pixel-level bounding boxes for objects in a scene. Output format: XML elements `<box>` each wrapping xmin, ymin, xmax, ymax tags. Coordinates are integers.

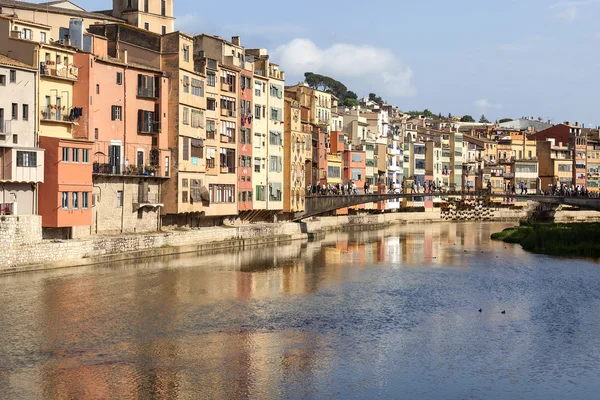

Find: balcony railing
<box><xmin>220</xmin><ymin>108</ymin><xmax>235</xmax><ymax>117</ymax></box>
<box><xmin>0</xmin><ymin>120</ymin><xmax>10</xmax><ymax>134</ymax></box>
<box><xmin>220</xmin><ymin>134</ymin><xmax>235</xmax><ymax>144</ymax></box>
<box><xmin>40</xmin><ymin>63</ymin><xmax>78</xmax><ymax>80</ymax></box>
<box><xmin>41</xmin><ymin>110</ymin><xmax>73</xmax><ymax>123</ymax></box>
<box><xmin>93</xmin><ymin>162</ymin><xmax>162</xmax><ymax>177</ymax></box>
<box><xmin>137</xmin><ymin>87</ymin><xmax>158</xmax><ymax>98</ymax></box>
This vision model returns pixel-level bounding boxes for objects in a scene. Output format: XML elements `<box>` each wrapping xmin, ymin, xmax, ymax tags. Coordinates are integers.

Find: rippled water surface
<box><xmin>2</xmin><ymin>222</ymin><xmax>600</xmax><ymax>399</ymax></box>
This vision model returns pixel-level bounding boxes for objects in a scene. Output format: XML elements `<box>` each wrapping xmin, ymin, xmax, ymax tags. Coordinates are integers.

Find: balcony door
<box><xmin>109</xmin><ymin>145</ymin><xmax>121</xmax><ymax>174</ymax></box>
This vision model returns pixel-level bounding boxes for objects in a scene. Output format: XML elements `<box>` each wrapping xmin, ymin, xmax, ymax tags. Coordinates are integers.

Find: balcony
<box><xmin>220</xmin><ymin>134</ymin><xmax>235</xmax><ymax>144</ymax></box>
<box><xmin>221</xmin><ymin>82</ymin><xmax>235</xmax><ymax>93</ymax></box>
<box><xmin>41</xmin><ymin>110</ymin><xmax>74</xmax><ymax>124</ymax></box>
<box><xmin>220</xmin><ymin>166</ymin><xmax>230</xmax><ymax>174</ymax></box>
<box><xmin>0</xmin><ymin>148</ymin><xmax>44</xmax><ymax>183</ymax></box>
<box><xmin>133</xmin><ymin>192</ymin><xmax>163</xmax><ymax>210</ymax></box>
<box><xmin>93</xmin><ymin>162</ymin><xmax>165</xmax><ymax>178</ymax></box>
<box><xmin>137</xmin><ymin>87</ymin><xmax>158</xmax><ymax>99</ymax></box>
<box><xmin>40</xmin><ymin>63</ymin><xmax>78</xmax><ymax>81</ymax></box>
<box><xmin>221</xmin><ymin>108</ymin><xmax>235</xmax><ymax>118</ymax></box>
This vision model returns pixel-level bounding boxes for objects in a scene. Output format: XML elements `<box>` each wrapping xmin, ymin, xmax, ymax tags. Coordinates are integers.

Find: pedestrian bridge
<box><xmin>293</xmin><ymin>192</ymin><xmax>600</xmax><ymax>221</ymax></box>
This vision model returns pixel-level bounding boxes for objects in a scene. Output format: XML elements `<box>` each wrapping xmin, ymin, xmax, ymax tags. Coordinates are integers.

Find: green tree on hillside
<box><xmin>498</xmin><ymin>118</ymin><xmax>513</xmax><ymax>124</ymax></box>
<box><xmin>461</xmin><ymin>115</ymin><xmax>475</xmax><ymax>122</ymax></box>
<box><xmin>479</xmin><ymin>114</ymin><xmax>490</xmax><ymax>123</ymax></box>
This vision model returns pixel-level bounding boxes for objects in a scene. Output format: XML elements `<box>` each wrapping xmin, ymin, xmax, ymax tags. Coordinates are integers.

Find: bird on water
<box><xmin>501</xmin><ymin>310</ymin><xmax>506</xmax><ymax>314</ymax></box>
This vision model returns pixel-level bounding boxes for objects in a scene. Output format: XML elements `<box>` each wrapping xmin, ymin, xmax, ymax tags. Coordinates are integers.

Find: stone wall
<box><xmin>92</xmin><ymin>177</ymin><xmax>161</xmax><ymax>235</ymax></box>
<box><xmin>0</xmin><ymin>215</ymin><xmax>42</xmax><ymax>248</ymax></box>
<box><xmin>0</xmin><ymin>222</ymin><xmax>305</xmax><ymax>272</ymax></box>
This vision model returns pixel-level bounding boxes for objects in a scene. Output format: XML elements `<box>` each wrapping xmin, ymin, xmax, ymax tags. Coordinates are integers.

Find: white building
<box><xmin>0</xmin><ymin>54</ymin><xmax>45</xmax><ymax>215</ymax></box>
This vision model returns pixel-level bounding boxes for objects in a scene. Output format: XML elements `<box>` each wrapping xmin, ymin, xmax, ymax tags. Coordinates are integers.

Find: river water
<box><xmin>1</xmin><ymin>222</ymin><xmax>600</xmax><ymax>399</ymax></box>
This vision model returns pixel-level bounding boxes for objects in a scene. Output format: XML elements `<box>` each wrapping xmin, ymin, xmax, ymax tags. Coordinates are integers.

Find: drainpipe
<box><xmin>34</xmin><ymin>67</ymin><xmax>39</xmax><ymax>215</ymax></box>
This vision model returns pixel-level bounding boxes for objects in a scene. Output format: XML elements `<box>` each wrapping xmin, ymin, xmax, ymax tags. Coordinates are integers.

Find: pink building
<box><xmin>72</xmin><ymin>36</ymin><xmax>170</xmax><ymax>234</ymax></box>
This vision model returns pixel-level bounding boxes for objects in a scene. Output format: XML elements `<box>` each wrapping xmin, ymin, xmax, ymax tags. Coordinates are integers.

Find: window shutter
<box><xmin>138</xmin><ymin>109</ymin><xmax>143</xmax><ymax>132</ymax></box>
<box><xmin>154</xmin><ymin>76</ymin><xmax>160</xmax><ymax>98</ymax></box>
<box><xmin>137</xmin><ymin>74</ymin><xmax>143</xmax><ymax>96</ymax></box>
<box><xmin>154</xmin><ymin>104</ymin><xmax>160</xmax><ymax>132</ymax></box>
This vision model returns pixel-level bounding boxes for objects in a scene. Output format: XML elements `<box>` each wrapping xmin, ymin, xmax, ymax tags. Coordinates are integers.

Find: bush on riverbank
<box><xmin>492</xmin><ymin>222</ymin><xmax>600</xmax><ymax>257</ymax></box>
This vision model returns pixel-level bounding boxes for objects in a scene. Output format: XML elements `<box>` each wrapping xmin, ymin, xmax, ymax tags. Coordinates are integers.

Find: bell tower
<box><xmin>112</xmin><ymin>0</ymin><xmax>175</xmax><ymax>35</ymax></box>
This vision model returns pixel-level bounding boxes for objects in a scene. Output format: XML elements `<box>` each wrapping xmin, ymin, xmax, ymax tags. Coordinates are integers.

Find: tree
<box><xmin>343</xmin><ymin>98</ymin><xmax>359</xmax><ymax>107</ymax></box>
<box><xmin>498</xmin><ymin>118</ymin><xmax>513</xmax><ymax>124</ymax></box>
<box><xmin>368</xmin><ymin>92</ymin><xmax>383</xmax><ymax>104</ymax></box>
<box><xmin>479</xmin><ymin>114</ymin><xmax>490</xmax><ymax>123</ymax></box>
<box><xmin>461</xmin><ymin>115</ymin><xmax>475</xmax><ymax>122</ymax></box>
<box><xmin>448</xmin><ymin>113</ymin><xmax>452</xmax><ymax>119</ymax></box>
<box><xmin>346</xmin><ymin>91</ymin><xmax>358</xmax><ymax>100</ymax></box>
<box><xmin>304</xmin><ymin>72</ymin><xmax>348</xmax><ymax>100</ymax></box>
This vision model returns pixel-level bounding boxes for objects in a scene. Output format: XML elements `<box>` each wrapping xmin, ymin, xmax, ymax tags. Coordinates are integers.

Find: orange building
<box><xmin>71</xmin><ymin>36</ymin><xmax>170</xmax><ymax>234</ymax></box>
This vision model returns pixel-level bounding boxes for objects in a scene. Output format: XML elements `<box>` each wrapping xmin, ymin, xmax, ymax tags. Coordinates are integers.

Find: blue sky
<box><xmin>81</xmin><ymin>0</ymin><xmax>600</xmax><ymax>124</ymax></box>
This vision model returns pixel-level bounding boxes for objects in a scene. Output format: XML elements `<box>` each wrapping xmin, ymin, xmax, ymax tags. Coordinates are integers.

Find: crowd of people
<box><xmin>308</xmin><ymin>182</ymin><xmax>371</xmax><ymax>196</ymax></box>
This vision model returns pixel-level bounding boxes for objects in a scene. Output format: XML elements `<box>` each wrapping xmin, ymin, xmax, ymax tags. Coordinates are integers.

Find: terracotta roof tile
<box><xmin>0</xmin><ymin>53</ymin><xmax>35</xmax><ymax>70</ymax></box>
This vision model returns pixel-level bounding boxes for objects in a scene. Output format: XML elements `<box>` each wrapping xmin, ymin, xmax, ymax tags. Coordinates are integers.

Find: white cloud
<box><xmin>475</xmin><ymin>99</ymin><xmax>502</xmax><ymax>110</ymax></box>
<box><xmin>553</xmin><ymin>6</ymin><xmax>579</xmax><ymax>21</ymax></box>
<box><xmin>272</xmin><ymin>38</ymin><xmax>416</xmax><ymax>98</ymax></box>
<box><xmin>549</xmin><ymin>0</ymin><xmax>599</xmax><ymax>9</ymax></box>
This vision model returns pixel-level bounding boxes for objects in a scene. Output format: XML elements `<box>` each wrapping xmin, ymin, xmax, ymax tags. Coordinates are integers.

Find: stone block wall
<box><xmin>0</xmin><ymin>215</ymin><xmax>42</xmax><ymax>248</ymax></box>
<box><xmin>92</xmin><ymin>177</ymin><xmax>161</xmax><ymax>235</ymax></box>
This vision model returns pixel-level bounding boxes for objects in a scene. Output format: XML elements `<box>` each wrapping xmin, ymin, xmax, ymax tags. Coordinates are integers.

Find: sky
<box><xmin>79</xmin><ymin>0</ymin><xmax>600</xmax><ymax>125</ymax></box>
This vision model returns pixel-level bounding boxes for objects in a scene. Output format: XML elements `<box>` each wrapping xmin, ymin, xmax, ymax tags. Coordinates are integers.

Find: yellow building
<box><xmin>283</xmin><ymin>97</ymin><xmax>306</xmax><ymax>213</ymax></box>
<box><xmin>286</xmin><ymin>83</ymin><xmax>332</xmax><ymax>132</ymax></box>
<box><xmin>327</xmin><ymin>152</ymin><xmax>342</xmax><ymax>185</ymax></box>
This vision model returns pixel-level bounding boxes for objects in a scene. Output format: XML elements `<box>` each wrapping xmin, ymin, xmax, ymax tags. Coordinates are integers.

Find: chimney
<box><xmin>123</xmin><ymin>49</ymin><xmax>128</xmax><ymax>64</ymax></box>
<box><xmin>232</xmin><ymin>36</ymin><xmax>240</xmax><ymax>46</ymax></box>
<box><xmin>575</xmin><ymin>122</ymin><xmax>579</xmax><ymax>127</ymax></box>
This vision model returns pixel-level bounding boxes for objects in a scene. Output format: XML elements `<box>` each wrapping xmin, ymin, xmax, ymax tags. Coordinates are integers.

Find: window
<box><xmin>144</xmin><ymin>22</ymin><xmax>149</xmax><ymax>30</ymax></box>
<box><xmin>248</xmin><ymin>191</ymin><xmax>253</xmax><ymax>202</ymax></box>
<box><xmin>62</xmin><ymin>147</ymin><xmax>70</xmax><ymax>162</ymax></box>
<box><xmin>137</xmin><ymin>110</ymin><xmax>156</xmax><ymax>133</ymax></box>
<box><xmin>191</xmin><ymin>109</ymin><xmax>204</xmax><ymax>128</ymax></box>
<box><xmin>137</xmin><ymin>74</ymin><xmax>158</xmax><ymax>98</ymax></box>
<box><xmin>72</xmin><ymin>192</ymin><xmax>79</xmax><ymax>210</ymax></box>
<box><xmin>351</xmin><ymin>154</ymin><xmax>363</xmax><ymax>163</ymax></box>
<box><xmin>241</xmin><ymin>75</ymin><xmax>251</xmax><ymax>90</ymax></box>
<box><xmin>40</xmin><ymin>32</ymin><xmax>46</xmax><ymax>43</ymax></box>
<box><xmin>269</xmin><ymin>156</ymin><xmax>282</xmax><ymax>172</ymax></box>
<box><xmin>190</xmin><ymin>179</ymin><xmax>202</xmax><ymax>202</ymax></box>
<box><xmin>351</xmin><ymin>168</ymin><xmax>362</xmax><ymax>181</ymax></box>
<box><xmin>220</xmin><ymin>97</ymin><xmax>235</xmax><ymax>116</ymax></box>
<box><xmin>96</xmin><ymin>84</ymin><xmax>100</xmax><ymax>94</ymax></box>
<box><xmin>116</xmin><ymin>72</ymin><xmax>123</xmax><ymax>85</ymax></box>
<box><xmin>162</xmin><ymin>26</ymin><xmax>167</xmax><ymax>35</ymax></box>
<box><xmin>191</xmin><ymin>78</ymin><xmax>203</xmax><ymax>96</ymax></box>
<box><xmin>255</xmin><ymin>81</ymin><xmax>262</xmax><ymax>97</ymax></box>
<box><xmin>12</xmin><ymin>135</ymin><xmax>17</xmax><ymax>144</ymax></box>
<box><xmin>56</xmin><ymin>55</ymin><xmax>61</xmax><ymax>65</ymax></box>
<box><xmin>182</xmin><ymin>107</ymin><xmax>189</xmax><ymax>125</ymax></box>
<box><xmin>82</xmin><ymin>149</ymin><xmax>89</xmax><ymax>163</ymax></box>
<box><xmin>182</xmin><ymin>178</ymin><xmax>189</xmax><ymax>188</ymax></box>
<box><xmin>117</xmin><ymin>190</ymin><xmax>123</xmax><ymax>207</ymax></box>
<box><xmin>220</xmin><ymin>120</ymin><xmax>236</xmax><ymax>141</ymax></box>
<box><xmin>182</xmin><ymin>137</ymin><xmax>189</xmax><ymax>161</ymax></box>
<box><xmin>206</xmin><ymin>119</ymin><xmax>216</xmax><ymax>139</ymax></box>
<box><xmin>144</xmin><ymin>0</ymin><xmax>149</xmax><ymax>11</ymax></box>
<box><xmin>11</xmin><ymin>103</ymin><xmax>17</xmax><ymax>120</ymax></box>
<box><xmin>94</xmin><ymin>128</ymin><xmax>98</xmax><ymax>140</ymax></box>
<box><xmin>255</xmin><ymin>104</ymin><xmax>261</xmax><ymax>119</ymax></box>
<box><xmin>254</xmin><ymin>132</ymin><xmax>262</xmax><ymax>148</ymax></box>
<box><xmin>328</xmin><ymin>166</ymin><xmax>340</xmax><ymax>179</ymax></box>
<box><xmin>254</xmin><ymin>158</ymin><xmax>261</xmax><ymax>172</ymax></box>
<box><xmin>62</xmin><ymin>192</ymin><xmax>69</xmax><ymax>210</ymax></box>
<box><xmin>207</xmin><ymin>72</ymin><xmax>216</xmax><ymax>87</ymax></box>
<box><xmin>182</xmin><ymin>191</ymin><xmax>188</xmax><ymax>203</ymax></box>
<box><xmin>269</xmin><ymin>182</ymin><xmax>282</xmax><ymax>201</ymax></box>
<box><xmin>161</xmin><ymin>0</ymin><xmax>166</xmax><ymax>15</ymax></box>
<box><xmin>22</xmin><ymin>104</ymin><xmax>28</xmax><ymax>121</ymax></box>
<box><xmin>16</xmin><ymin>151</ymin><xmax>36</xmax><ymax>167</ymax></box>
<box><xmin>82</xmin><ymin>192</ymin><xmax>89</xmax><ymax>210</ymax></box>
<box><xmin>270</xmin><ymin>84</ymin><xmax>283</xmax><ymax>98</ymax></box>
<box><xmin>256</xmin><ymin>185</ymin><xmax>265</xmax><ymax>201</ymax></box>
<box><xmin>219</xmin><ymin>148</ymin><xmax>235</xmax><ymax>172</ymax></box>
<box><xmin>111</xmin><ymin>106</ymin><xmax>122</xmax><ymax>121</ymax></box>
<box><xmin>206</xmin><ymin>147</ymin><xmax>216</xmax><ymax>168</ymax></box>
<box><xmin>240</xmin><ymin>128</ymin><xmax>251</xmax><ymax>144</ymax></box>
<box><xmin>220</xmin><ymin>70</ymin><xmax>236</xmax><ymax>91</ymax></box>
<box><xmin>191</xmin><ymin>138</ymin><xmax>203</xmax><ymax>159</ymax></box>
<box><xmin>269</xmin><ymin>131</ymin><xmax>282</xmax><ymax>146</ymax></box>
<box><xmin>72</xmin><ymin>148</ymin><xmax>79</xmax><ymax>163</ymax></box>
<box><xmin>183</xmin><ymin>75</ymin><xmax>189</xmax><ymax>93</ymax></box>
<box><xmin>207</xmin><ymin>98</ymin><xmax>216</xmax><ymax>111</ymax></box>
<box><xmin>270</xmin><ymin>107</ymin><xmax>282</xmax><ymax>122</ymax></box>
<box><xmin>0</xmin><ymin>75</ymin><xmax>5</xmax><ymax>85</ymax></box>
<box><xmin>209</xmin><ymin>184</ymin><xmax>235</xmax><ymax>203</ymax></box>
<box><xmin>183</xmin><ymin>45</ymin><xmax>190</xmax><ymax>62</ymax></box>
<box><xmin>207</xmin><ymin>59</ymin><xmax>218</xmax><ymax>69</ymax></box>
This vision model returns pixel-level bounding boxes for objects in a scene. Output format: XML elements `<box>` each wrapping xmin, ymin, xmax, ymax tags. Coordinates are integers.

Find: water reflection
<box><xmin>2</xmin><ymin>222</ymin><xmax>600</xmax><ymax>399</ymax></box>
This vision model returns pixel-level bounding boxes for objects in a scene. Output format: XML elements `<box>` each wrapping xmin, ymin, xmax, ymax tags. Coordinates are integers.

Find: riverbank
<box><xmin>491</xmin><ymin>222</ymin><xmax>600</xmax><ymax>258</ymax></box>
<box><xmin>2</xmin><ymin>207</ymin><xmax>600</xmax><ymax>274</ymax></box>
